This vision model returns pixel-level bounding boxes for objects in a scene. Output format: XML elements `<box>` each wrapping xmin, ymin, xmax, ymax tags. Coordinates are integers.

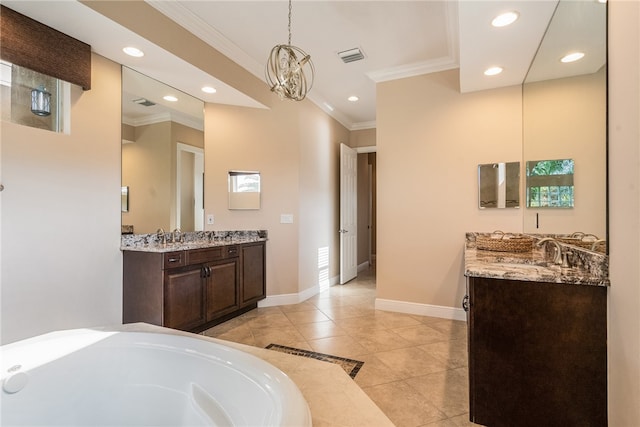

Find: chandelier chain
<box><xmin>287</xmin><ymin>0</ymin><xmax>292</xmax><ymax>46</ymax></box>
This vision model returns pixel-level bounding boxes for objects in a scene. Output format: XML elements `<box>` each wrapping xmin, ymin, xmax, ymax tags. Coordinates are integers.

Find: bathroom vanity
<box><xmin>464</xmin><ymin>233</ymin><xmax>608</xmax><ymax>427</ymax></box>
<box><xmin>122</xmin><ymin>231</ymin><xmax>266</xmax><ymax>333</ymax></box>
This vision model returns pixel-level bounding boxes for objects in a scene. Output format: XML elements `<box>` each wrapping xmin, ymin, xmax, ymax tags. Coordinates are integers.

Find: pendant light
<box><xmin>31</xmin><ymin>85</ymin><xmax>51</xmax><ymax>116</ymax></box>
<box><xmin>265</xmin><ymin>0</ymin><xmax>314</xmax><ymax>101</ymax></box>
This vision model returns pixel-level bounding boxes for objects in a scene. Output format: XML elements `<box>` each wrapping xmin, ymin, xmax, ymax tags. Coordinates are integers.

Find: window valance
<box><xmin>1</xmin><ymin>5</ymin><xmax>91</xmax><ymax>90</ymax></box>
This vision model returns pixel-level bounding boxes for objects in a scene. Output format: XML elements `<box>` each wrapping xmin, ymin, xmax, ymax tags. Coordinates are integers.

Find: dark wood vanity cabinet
<box><xmin>467</xmin><ymin>277</ymin><xmax>607</xmax><ymax>427</ymax></box>
<box><xmin>240</xmin><ymin>241</ymin><xmax>266</xmax><ymax>305</ymax></box>
<box><xmin>123</xmin><ymin>241</ymin><xmax>265</xmax><ymax>332</ymax></box>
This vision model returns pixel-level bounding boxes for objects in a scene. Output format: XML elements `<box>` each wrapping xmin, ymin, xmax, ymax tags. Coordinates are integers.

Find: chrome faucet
<box><xmin>536</xmin><ymin>237</ymin><xmax>563</xmax><ymax>265</ymax></box>
<box><xmin>156</xmin><ymin>228</ymin><xmax>167</xmax><ymax>246</ymax></box>
<box><xmin>171</xmin><ymin>228</ymin><xmax>183</xmax><ymax>244</ymax></box>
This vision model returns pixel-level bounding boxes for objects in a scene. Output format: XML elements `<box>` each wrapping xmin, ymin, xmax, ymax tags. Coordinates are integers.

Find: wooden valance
<box><xmin>0</xmin><ymin>5</ymin><xmax>91</xmax><ymax>90</ymax></box>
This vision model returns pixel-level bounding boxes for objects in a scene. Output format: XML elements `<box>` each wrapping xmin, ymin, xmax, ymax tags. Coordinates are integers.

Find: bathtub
<box><xmin>1</xmin><ymin>328</ymin><xmax>312</xmax><ymax>426</ymax></box>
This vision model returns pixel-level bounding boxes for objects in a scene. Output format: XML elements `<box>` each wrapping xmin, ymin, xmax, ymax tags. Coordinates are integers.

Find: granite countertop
<box><xmin>464</xmin><ymin>232</ymin><xmax>610</xmax><ymax>287</ymax></box>
<box><xmin>121</xmin><ymin>230</ymin><xmax>267</xmax><ymax>253</ymax></box>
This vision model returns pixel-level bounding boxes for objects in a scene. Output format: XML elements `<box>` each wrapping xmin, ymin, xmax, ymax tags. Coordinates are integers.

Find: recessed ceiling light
<box><xmin>560</xmin><ymin>52</ymin><xmax>585</xmax><ymax>63</ymax></box>
<box><xmin>201</xmin><ymin>86</ymin><xmax>217</xmax><ymax>94</ymax></box>
<box><xmin>123</xmin><ymin>47</ymin><xmax>144</xmax><ymax>57</ymax></box>
<box><xmin>484</xmin><ymin>66</ymin><xmax>503</xmax><ymax>76</ymax></box>
<box><xmin>347</xmin><ymin>96</ymin><xmax>359</xmax><ymax>102</ymax></box>
<box><xmin>163</xmin><ymin>95</ymin><xmax>178</xmax><ymax>102</ymax></box>
<box><xmin>491</xmin><ymin>11</ymin><xmax>519</xmax><ymax>27</ymax></box>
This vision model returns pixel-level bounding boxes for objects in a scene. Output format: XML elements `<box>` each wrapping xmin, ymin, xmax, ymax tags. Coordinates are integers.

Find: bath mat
<box><xmin>265</xmin><ymin>344</ymin><xmax>364</xmax><ymax>379</ymax></box>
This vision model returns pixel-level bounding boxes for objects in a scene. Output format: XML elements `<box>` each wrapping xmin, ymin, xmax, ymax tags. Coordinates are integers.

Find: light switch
<box><xmin>207</xmin><ymin>214</ymin><xmax>214</xmax><ymax>225</ymax></box>
<box><xmin>280</xmin><ymin>214</ymin><xmax>294</xmax><ymax>224</ymax></box>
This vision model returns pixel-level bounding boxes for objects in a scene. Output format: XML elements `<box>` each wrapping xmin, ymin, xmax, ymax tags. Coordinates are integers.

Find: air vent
<box><xmin>132</xmin><ymin>98</ymin><xmax>156</xmax><ymax>107</ymax></box>
<box><xmin>338</xmin><ymin>48</ymin><xmax>365</xmax><ymax>64</ymax></box>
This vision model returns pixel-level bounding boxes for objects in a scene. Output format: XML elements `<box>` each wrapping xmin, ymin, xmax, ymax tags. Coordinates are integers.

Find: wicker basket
<box><xmin>476</xmin><ymin>234</ymin><xmax>534</xmax><ymax>252</ymax></box>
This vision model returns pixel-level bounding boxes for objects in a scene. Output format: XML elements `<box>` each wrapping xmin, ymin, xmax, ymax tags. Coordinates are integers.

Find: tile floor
<box><xmin>203</xmin><ymin>267</ymin><xmax>476</xmax><ymax>427</ymax></box>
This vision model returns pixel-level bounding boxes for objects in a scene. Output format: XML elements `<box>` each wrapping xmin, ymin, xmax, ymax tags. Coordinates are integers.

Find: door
<box><xmin>340</xmin><ymin>143</ymin><xmax>358</xmax><ymax>284</ymax></box>
<box><xmin>176</xmin><ymin>143</ymin><xmax>204</xmax><ymax>231</ymax></box>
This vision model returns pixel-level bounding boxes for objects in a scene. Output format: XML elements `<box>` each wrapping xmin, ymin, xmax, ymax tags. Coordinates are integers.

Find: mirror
<box><xmin>522</xmin><ymin>0</ymin><xmax>607</xmax><ymax>244</ymax></box>
<box><xmin>228</xmin><ymin>171</ymin><xmax>261</xmax><ymax>210</ymax></box>
<box><xmin>121</xmin><ymin>67</ymin><xmax>205</xmax><ymax>234</ymax></box>
<box><xmin>478</xmin><ymin>162</ymin><xmax>520</xmax><ymax>209</ymax></box>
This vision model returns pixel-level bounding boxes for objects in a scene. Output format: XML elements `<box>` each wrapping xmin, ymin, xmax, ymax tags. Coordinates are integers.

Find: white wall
<box><xmin>0</xmin><ymin>54</ymin><xmax>122</xmax><ymax>344</ymax></box>
<box><xmin>607</xmin><ymin>1</ymin><xmax>640</xmax><ymax>424</ymax></box>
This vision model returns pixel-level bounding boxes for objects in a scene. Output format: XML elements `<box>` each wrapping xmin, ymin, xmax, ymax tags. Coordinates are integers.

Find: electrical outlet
<box><xmin>207</xmin><ymin>214</ymin><xmax>214</xmax><ymax>225</ymax></box>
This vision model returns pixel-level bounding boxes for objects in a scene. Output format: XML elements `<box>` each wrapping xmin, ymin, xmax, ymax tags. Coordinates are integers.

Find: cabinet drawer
<box><xmin>187</xmin><ymin>246</ymin><xmax>236</xmax><ymax>265</ymax></box>
<box><xmin>163</xmin><ymin>251</ymin><xmax>185</xmax><ymax>269</ymax></box>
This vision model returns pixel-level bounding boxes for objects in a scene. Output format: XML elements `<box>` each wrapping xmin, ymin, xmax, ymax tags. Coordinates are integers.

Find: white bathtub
<box><xmin>0</xmin><ymin>328</ymin><xmax>312</xmax><ymax>426</ymax></box>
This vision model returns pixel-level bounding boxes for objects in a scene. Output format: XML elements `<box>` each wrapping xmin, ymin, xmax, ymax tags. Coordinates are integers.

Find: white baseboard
<box><xmin>258</xmin><ymin>274</ymin><xmax>340</xmax><ymax>307</ymax></box>
<box><xmin>357</xmin><ymin>261</ymin><xmax>370</xmax><ymax>272</ymax></box>
<box><xmin>375</xmin><ymin>298</ymin><xmax>467</xmax><ymax>322</ymax></box>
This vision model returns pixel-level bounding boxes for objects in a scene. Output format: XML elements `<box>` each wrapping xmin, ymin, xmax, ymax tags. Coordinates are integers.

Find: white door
<box><xmin>176</xmin><ymin>143</ymin><xmax>204</xmax><ymax>231</ymax></box>
<box><xmin>340</xmin><ymin>143</ymin><xmax>358</xmax><ymax>284</ymax></box>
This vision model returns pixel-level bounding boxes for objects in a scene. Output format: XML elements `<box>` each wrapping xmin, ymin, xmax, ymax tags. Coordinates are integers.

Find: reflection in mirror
<box><xmin>121</xmin><ymin>186</ymin><xmax>129</xmax><ymax>212</ymax></box>
<box><xmin>478</xmin><ymin>162</ymin><xmax>520</xmax><ymax>209</ymax></box>
<box><xmin>526</xmin><ymin>159</ymin><xmax>574</xmax><ymax>208</ymax></box>
<box><xmin>522</xmin><ymin>0</ymin><xmax>607</xmax><ymax>243</ymax></box>
<box><xmin>121</xmin><ymin>67</ymin><xmax>204</xmax><ymax>234</ymax></box>
<box><xmin>228</xmin><ymin>171</ymin><xmax>261</xmax><ymax>210</ymax></box>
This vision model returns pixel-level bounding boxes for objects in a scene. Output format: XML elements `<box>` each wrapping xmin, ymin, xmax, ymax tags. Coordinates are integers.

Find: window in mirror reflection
<box><xmin>526</xmin><ymin>159</ymin><xmax>574</xmax><ymax>208</ymax></box>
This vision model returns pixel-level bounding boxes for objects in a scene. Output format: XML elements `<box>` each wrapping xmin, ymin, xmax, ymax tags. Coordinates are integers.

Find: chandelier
<box><xmin>265</xmin><ymin>0</ymin><xmax>314</xmax><ymax>101</ymax></box>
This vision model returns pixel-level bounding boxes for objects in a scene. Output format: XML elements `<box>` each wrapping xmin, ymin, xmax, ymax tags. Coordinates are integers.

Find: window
<box><xmin>526</xmin><ymin>159</ymin><xmax>574</xmax><ymax>208</ymax></box>
<box><xmin>1</xmin><ymin>61</ymin><xmax>69</xmax><ymax>133</ymax></box>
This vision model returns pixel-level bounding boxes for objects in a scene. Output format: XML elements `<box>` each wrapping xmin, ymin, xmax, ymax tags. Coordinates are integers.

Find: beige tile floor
<box><xmin>203</xmin><ymin>267</ymin><xmax>476</xmax><ymax>427</ymax></box>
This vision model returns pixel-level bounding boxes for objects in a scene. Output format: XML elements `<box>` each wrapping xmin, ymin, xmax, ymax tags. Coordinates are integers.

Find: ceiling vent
<box><xmin>132</xmin><ymin>98</ymin><xmax>156</xmax><ymax>107</ymax></box>
<box><xmin>338</xmin><ymin>47</ymin><xmax>365</xmax><ymax>64</ymax></box>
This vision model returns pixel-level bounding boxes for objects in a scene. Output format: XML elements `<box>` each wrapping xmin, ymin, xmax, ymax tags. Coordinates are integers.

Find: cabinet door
<box><xmin>241</xmin><ymin>242</ymin><xmax>265</xmax><ymax>305</ymax></box>
<box><xmin>164</xmin><ymin>267</ymin><xmax>205</xmax><ymax>331</ymax></box>
<box><xmin>205</xmin><ymin>259</ymin><xmax>239</xmax><ymax>321</ymax></box>
<box><xmin>468</xmin><ymin>277</ymin><xmax>607</xmax><ymax>427</ymax></box>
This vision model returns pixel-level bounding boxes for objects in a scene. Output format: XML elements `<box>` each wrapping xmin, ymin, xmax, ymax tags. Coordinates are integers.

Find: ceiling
<box><xmin>2</xmin><ymin>1</ymin><xmax>605</xmax><ymax>131</ymax></box>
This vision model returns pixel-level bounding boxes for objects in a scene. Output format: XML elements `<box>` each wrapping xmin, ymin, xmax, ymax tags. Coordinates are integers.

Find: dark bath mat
<box><xmin>265</xmin><ymin>343</ymin><xmax>364</xmax><ymax>379</ymax></box>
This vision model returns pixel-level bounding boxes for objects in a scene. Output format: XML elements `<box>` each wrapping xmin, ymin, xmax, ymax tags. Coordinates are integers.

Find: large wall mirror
<box><xmin>522</xmin><ymin>0</ymin><xmax>607</xmax><ymax>251</ymax></box>
<box><xmin>121</xmin><ymin>67</ymin><xmax>205</xmax><ymax>234</ymax></box>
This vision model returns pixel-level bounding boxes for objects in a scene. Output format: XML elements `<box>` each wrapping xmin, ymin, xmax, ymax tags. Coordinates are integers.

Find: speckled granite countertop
<box><xmin>121</xmin><ymin>230</ymin><xmax>267</xmax><ymax>253</ymax></box>
<box><xmin>464</xmin><ymin>232</ymin><xmax>609</xmax><ymax>287</ymax></box>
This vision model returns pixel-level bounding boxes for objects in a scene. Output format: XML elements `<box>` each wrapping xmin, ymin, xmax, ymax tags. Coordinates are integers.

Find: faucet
<box><xmin>171</xmin><ymin>228</ymin><xmax>183</xmax><ymax>244</ymax></box>
<box><xmin>156</xmin><ymin>228</ymin><xmax>167</xmax><ymax>246</ymax></box>
<box><xmin>536</xmin><ymin>237</ymin><xmax>563</xmax><ymax>265</ymax></box>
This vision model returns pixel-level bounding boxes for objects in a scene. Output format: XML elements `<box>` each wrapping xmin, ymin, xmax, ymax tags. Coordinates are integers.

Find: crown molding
<box><xmin>122</xmin><ymin>112</ymin><xmax>203</xmax><ymax>131</ymax></box>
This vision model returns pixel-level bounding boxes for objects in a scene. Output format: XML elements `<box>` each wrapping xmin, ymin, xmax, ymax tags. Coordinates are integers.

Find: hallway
<box><xmin>203</xmin><ymin>268</ymin><xmax>473</xmax><ymax>427</ymax></box>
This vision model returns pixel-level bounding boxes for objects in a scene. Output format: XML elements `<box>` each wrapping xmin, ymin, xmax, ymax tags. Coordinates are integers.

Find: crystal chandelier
<box><xmin>265</xmin><ymin>0</ymin><xmax>314</xmax><ymax>101</ymax></box>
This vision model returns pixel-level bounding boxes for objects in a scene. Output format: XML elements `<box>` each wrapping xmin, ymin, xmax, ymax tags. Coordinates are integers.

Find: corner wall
<box><xmin>376</xmin><ymin>69</ymin><xmax>523</xmax><ymax>314</ymax></box>
<box><xmin>607</xmin><ymin>0</ymin><xmax>640</xmax><ymax>423</ymax></box>
<box><xmin>204</xmin><ymin>100</ymin><xmax>347</xmax><ymax>300</ymax></box>
<box><xmin>0</xmin><ymin>54</ymin><xmax>122</xmax><ymax>344</ymax></box>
